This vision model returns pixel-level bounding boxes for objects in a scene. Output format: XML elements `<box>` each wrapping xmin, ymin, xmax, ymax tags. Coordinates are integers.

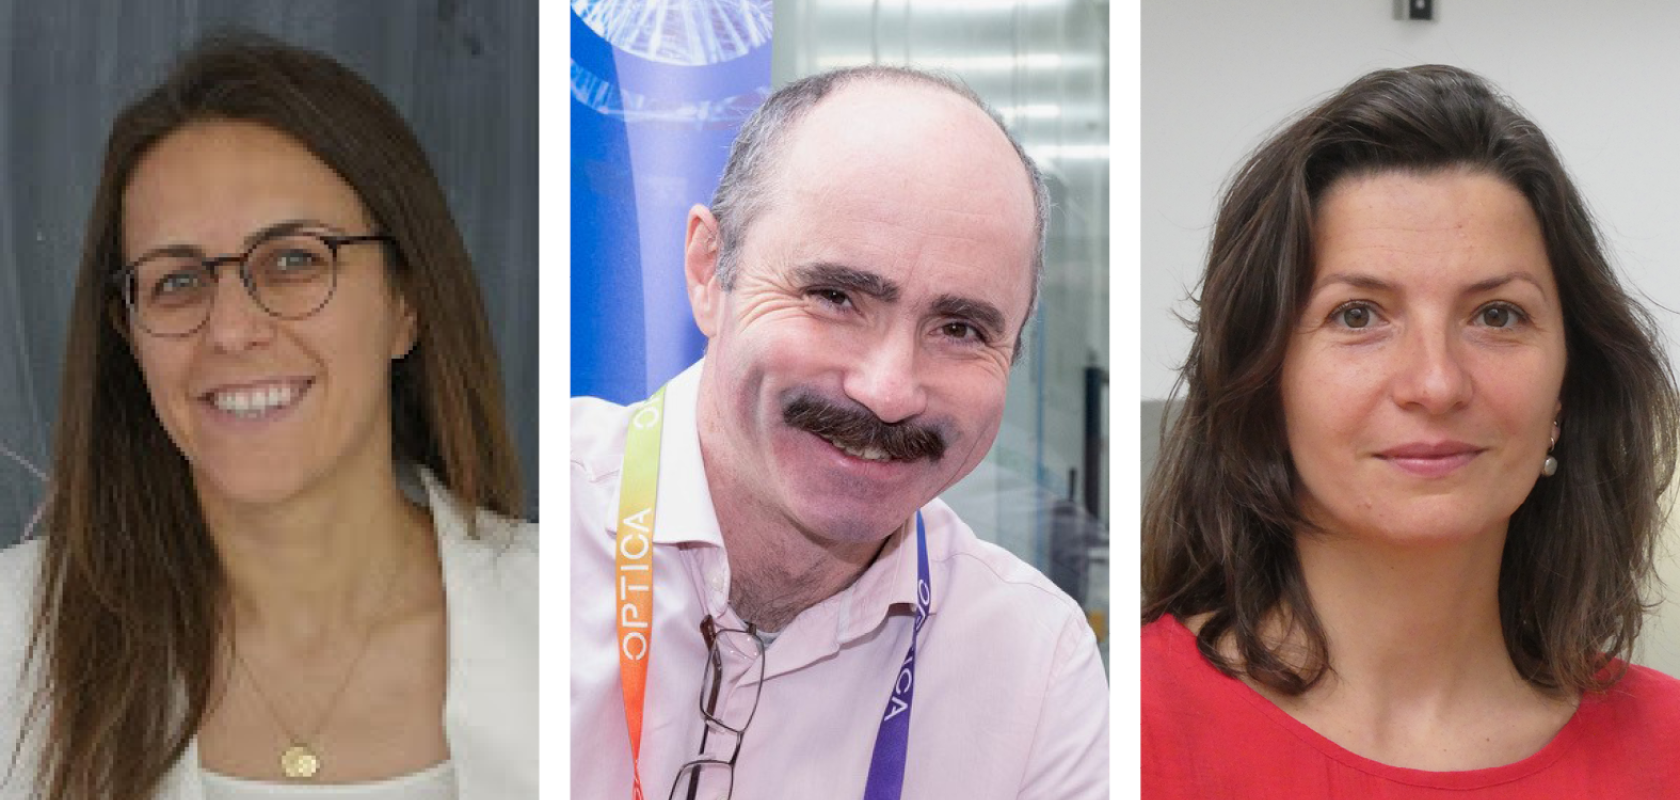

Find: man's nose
<box><xmin>1390</xmin><ymin>323</ymin><xmax>1473</xmax><ymax>414</ymax></box>
<box><xmin>841</xmin><ymin>332</ymin><xmax>928</xmax><ymax>425</ymax></box>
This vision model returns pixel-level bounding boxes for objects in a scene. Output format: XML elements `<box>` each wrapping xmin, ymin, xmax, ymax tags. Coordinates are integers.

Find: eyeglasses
<box><xmin>113</xmin><ymin>228</ymin><xmax>395</xmax><ymax>338</ymax></box>
<box><xmin>668</xmin><ymin>615</ymin><xmax>766</xmax><ymax>800</ymax></box>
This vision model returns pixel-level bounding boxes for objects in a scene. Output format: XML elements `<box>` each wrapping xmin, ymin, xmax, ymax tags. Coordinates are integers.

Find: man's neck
<box><xmin>695</xmin><ymin>409</ymin><xmax>894</xmax><ymax>633</ymax></box>
<box><xmin>723</xmin><ymin>517</ymin><xmax>890</xmax><ymax>633</ymax></box>
<box><xmin>704</xmin><ymin>445</ymin><xmax>891</xmax><ymax>630</ymax></box>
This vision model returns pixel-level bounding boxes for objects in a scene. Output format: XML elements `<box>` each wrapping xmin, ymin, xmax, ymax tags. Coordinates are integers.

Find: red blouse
<box><xmin>1143</xmin><ymin>616</ymin><xmax>1680</xmax><ymax>798</ymax></box>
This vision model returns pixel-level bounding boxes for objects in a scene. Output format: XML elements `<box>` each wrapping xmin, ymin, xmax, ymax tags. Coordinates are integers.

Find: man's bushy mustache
<box><xmin>782</xmin><ymin>393</ymin><xmax>947</xmax><ymax>462</ymax></box>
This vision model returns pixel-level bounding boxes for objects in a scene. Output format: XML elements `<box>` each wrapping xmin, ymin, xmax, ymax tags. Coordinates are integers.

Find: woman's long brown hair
<box><xmin>19</xmin><ymin>33</ymin><xmax>521</xmax><ymax>800</ymax></box>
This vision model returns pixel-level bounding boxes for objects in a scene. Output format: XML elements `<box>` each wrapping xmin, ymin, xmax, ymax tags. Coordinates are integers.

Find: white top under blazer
<box><xmin>0</xmin><ymin>468</ymin><xmax>537</xmax><ymax>800</ymax></box>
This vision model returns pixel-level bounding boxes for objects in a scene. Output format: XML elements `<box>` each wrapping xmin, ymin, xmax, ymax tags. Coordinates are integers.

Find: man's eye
<box><xmin>940</xmin><ymin>321</ymin><xmax>986</xmax><ymax>343</ymax></box>
<box><xmin>811</xmin><ymin>289</ymin><xmax>852</xmax><ymax>308</ymax></box>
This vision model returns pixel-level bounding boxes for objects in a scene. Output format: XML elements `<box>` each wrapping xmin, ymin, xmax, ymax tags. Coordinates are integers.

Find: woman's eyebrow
<box><xmin>1463</xmin><ymin>272</ymin><xmax>1547</xmax><ymax>297</ymax></box>
<box><xmin>1311</xmin><ymin>271</ymin><xmax>1547</xmax><ymax>297</ymax></box>
<box><xmin>243</xmin><ymin>218</ymin><xmax>341</xmax><ymax>247</ymax></box>
<box><xmin>130</xmin><ymin>218</ymin><xmax>342</xmax><ymax>260</ymax></box>
<box><xmin>1311</xmin><ymin>272</ymin><xmax>1392</xmax><ymax>292</ymax></box>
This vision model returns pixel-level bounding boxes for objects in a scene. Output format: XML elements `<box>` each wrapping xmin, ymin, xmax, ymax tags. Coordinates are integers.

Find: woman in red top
<box><xmin>1143</xmin><ymin>65</ymin><xmax>1680</xmax><ymax>797</ymax></box>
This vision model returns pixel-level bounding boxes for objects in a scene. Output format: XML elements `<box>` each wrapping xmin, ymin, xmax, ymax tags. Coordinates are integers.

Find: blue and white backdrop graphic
<box><xmin>571</xmin><ymin>0</ymin><xmax>774</xmax><ymax>403</ymax></box>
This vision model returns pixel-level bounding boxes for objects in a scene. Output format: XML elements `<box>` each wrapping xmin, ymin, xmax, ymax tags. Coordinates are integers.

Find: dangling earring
<box><xmin>1541</xmin><ymin>419</ymin><xmax>1559</xmax><ymax>477</ymax></box>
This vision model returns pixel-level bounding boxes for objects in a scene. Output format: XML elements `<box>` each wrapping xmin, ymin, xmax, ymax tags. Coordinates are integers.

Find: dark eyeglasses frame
<box><xmin>111</xmin><ymin>231</ymin><xmax>394</xmax><ymax>338</ymax></box>
<box><xmin>668</xmin><ymin>614</ymin><xmax>766</xmax><ymax>800</ymax></box>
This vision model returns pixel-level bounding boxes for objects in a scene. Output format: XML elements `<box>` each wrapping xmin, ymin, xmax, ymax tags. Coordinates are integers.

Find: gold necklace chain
<box><xmin>231</xmin><ymin>548</ymin><xmax>409</xmax><ymax>781</ymax></box>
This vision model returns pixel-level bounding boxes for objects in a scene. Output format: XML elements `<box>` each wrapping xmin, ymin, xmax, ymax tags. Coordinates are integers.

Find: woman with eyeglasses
<box><xmin>0</xmin><ymin>34</ymin><xmax>534</xmax><ymax>800</ymax></box>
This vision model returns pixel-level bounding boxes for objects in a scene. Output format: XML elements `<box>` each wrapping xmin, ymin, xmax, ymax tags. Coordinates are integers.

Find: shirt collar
<box><xmin>759</xmin><ymin>511</ymin><xmax>932</xmax><ymax>677</ymax></box>
<box><xmin>603</xmin><ymin>359</ymin><xmax>722</xmax><ymax>548</ymax></box>
<box><xmin>832</xmin><ymin>513</ymin><xmax>926</xmax><ymax>643</ymax></box>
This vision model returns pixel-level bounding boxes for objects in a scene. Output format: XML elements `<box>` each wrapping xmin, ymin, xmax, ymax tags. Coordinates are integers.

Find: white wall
<box><xmin>1143</xmin><ymin>1</ymin><xmax>1680</xmax><ymax>673</ymax></box>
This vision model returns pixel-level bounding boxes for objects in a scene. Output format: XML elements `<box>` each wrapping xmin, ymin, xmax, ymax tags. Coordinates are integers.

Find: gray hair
<box><xmin>708</xmin><ymin>65</ymin><xmax>1050</xmax><ymax>346</ymax></box>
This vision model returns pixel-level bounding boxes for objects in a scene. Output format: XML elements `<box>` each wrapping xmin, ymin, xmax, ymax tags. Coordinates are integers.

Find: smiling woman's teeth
<box><xmin>212</xmin><ymin>383</ymin><xmax>301</xmax><ymax>418</ymax></box>
<box><xmin>822</xmin><ymin>434</ymin><xmax>889</xmax><ymax>462</ymax></box>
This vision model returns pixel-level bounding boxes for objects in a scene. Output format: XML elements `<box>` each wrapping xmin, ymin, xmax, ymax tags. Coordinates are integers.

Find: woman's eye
<box><xmin>1478</xmin><ymin>303</ymin><xmax>1523</xmax><ymax>328</ymax></box>
<box><xmin>1332</xmin><ymin>304</ymin><xmax>1373</xmax><ymax>329</ymax></box>
<box><xmin>156</xmin><ymin>270</ymin><xmax>205</xmax><ymax>295</ymax></box>
<box><xmin>274</xmin><ymin>250</ymin><xmax>323</xmax><ymax>271</ymax></box>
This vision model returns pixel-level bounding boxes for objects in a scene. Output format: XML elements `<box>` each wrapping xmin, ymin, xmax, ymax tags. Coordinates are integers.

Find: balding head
<box><xmin>708</xmin><ymin>67</ymin><xmax>1049</xmax><ymax>343</ymax></box>
<box><xmin>681</xmin><ymin>68</ymin><xmax>1042</xmax><ymax>546</ymax></box>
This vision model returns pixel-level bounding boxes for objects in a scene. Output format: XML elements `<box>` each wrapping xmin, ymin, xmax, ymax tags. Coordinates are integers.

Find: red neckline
<box><xmin>1155</xmin><ymin>615</ymin><xmax>1591</xmax><ymax>790</ymax></box>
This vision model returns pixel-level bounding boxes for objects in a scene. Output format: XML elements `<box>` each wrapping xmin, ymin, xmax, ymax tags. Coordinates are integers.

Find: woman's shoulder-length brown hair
<box><xmin>21</xmin><ymin>32</ymin><xmax>520</xmax><ymax>800</ymax></box>
<box><xmin>1142</xmin><ymin>64</ymin><xmax>1679</xmax><ymax>698</ymax></box>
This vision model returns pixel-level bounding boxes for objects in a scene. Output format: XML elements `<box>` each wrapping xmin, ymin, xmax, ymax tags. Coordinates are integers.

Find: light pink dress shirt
<box><xmin>571</xmin><ymin>361</ymin><xmax>1108</xmax><ymax>800</ymax></box>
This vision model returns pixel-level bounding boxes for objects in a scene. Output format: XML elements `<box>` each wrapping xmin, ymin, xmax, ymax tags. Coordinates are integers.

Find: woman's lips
<box><xmin>199</xmin><ymin>378</ymin><xmax>313</xmax><ymax>420</ymax></box>
<box><xmin>1377</xmin><ymin>442</ymin><xmax>1483</xmax><ymax>478</ymax></box>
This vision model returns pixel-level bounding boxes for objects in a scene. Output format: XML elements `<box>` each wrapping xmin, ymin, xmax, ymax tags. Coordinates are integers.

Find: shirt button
<box><xmin>709</xmin><ymin>573</ymin><xmax>726</xmax><ymax>594</ymax></box>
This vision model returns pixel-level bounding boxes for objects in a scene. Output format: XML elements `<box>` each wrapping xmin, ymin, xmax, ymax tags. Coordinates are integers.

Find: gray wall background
<box><xmin>0</xmin><ymin>0</ymin><xmax>538</xmax><ymax>545</ymax></box>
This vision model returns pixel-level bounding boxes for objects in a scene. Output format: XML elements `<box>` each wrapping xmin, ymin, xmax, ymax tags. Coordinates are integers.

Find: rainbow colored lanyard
<box><xmin>615</xmin><ymin>385</ymin><xmax>665</xmax><ymax>800</ymax></box>
<box><xmin>615</xmin><ymin>385</ymin><xmax>929</xmax><ymax>800</ymax></box>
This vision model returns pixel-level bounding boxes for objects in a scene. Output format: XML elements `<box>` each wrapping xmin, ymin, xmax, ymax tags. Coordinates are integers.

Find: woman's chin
<box><xmin>190</xmin><ymin>466</ymin><xmax>316</xmax><ymax>515</ymax></box>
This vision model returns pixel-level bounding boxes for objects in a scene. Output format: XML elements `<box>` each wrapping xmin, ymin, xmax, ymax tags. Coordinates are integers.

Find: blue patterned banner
<box><xmin>571</xmin><ymin>0</ymin><xmax>774</xmax><ymax>403</ymax></box>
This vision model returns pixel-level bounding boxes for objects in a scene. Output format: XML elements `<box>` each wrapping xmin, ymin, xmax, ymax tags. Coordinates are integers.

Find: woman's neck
<box><xmin>1244</xmin><ymin>523</ymin><xmax>1577</xmax><ymax>769</ymax></box>
<box><xmin>1296</xmin><ymin>526</ymin><xmax>1511</xmax><ymax>695</ymax></box>
<box><xmin>202</xmin><ymin>465</ymin><xmax>432</xmax><ymax>644</ymax></box>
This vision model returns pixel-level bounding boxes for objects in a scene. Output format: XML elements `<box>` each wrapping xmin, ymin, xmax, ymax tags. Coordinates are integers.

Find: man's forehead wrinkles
<box><xmin>781</xmin><ymin>207</ymin><xmax>1022</xmax><ymax>264</ymax></box>
<box><xmin>790</xmin><ymin>180</ymin><xmax>1021</xmax><ymax>229</ymax></box>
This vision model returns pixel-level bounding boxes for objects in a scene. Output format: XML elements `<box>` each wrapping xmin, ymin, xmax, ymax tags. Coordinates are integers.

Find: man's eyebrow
<box><xmin>793</xmin><ymin>262</ymin><xmax>900</xmax><ymax>302</ymax></box>
<box><xmin>931</xmin><ymin>294</ymin><xmax>1007</xmax><ymax>338</ymax></box>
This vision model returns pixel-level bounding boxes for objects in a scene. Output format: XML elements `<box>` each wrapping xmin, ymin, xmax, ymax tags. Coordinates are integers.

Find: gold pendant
<box><xmin>280</xmin><ymin>744</ymin><xmax>321</xmax><ymax>779</ymax></box>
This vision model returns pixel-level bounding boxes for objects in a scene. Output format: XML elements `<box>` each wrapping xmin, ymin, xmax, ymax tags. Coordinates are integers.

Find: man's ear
<box><xmin>685</xmin><ymin>204</ymin><xmax>724</xmax><ymax>337</ymax></box>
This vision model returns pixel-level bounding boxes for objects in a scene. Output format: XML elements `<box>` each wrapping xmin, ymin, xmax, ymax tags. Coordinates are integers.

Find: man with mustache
<box><xmin>572</xmin><ymin>66</ymin><xmax>1109</xmax><ymax>800</ymax></box>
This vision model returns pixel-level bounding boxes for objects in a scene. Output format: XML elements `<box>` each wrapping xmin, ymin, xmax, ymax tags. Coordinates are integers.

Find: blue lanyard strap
<box><xmin>861</xmin><ymin>512</ymin><xmax>930</xmax><ymax>800</ymax></box>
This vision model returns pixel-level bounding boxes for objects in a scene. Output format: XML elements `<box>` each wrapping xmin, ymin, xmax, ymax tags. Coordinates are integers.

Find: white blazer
<box><xmin>0</xmin><ymin>469</ymin><xmax>537</xmax><ymax>799</ymax></box>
